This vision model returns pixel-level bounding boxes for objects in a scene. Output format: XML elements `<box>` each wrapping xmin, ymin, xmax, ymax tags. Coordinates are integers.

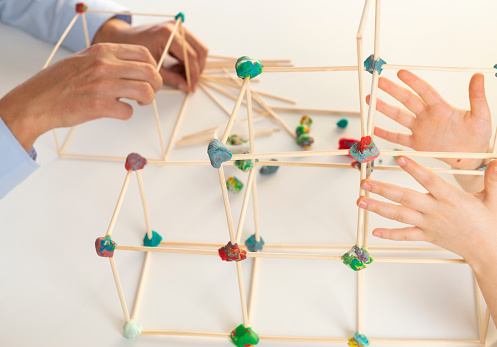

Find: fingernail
<box><xmin>373</xmin><ymin>231</ymin><xmax>382</xmax><ymax>237</ymax></box>
<box><xmin>361</xmin><ymin>182</ymin><xmax>371</xmax><ymax>191</ymax></box>
<box><xmin>358</xmin><ymin>200</ymin><xmax>367</xmax><ymax>208</ymax></box>
<box><xmin>178</xmin><ymin>83</ymin><xmax>188</xmax><ymax>93</ymax></box>
<box><xmin>396</xmin><ymin>156</ymin><xmax>407</xmax><ymax>167</ymax></box>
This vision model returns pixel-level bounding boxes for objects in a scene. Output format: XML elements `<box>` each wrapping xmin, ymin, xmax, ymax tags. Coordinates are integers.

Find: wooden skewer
<box><xmin>207</xmin><ymin>54</ymin><xmax>239</xmax><ymax>60</ymax></box>
<box><xmin>180</xmin><ymin>21</ymin><xmax>192</xmax><ymax>91</ymax></box>
<box><xmin>235</xmin><ymin>261</ymin><xmax>250</xmax><ymax>327</ymax></box>
<box><xmin>141</xmin><ymin>330</ymin><xmax>229</xmax><ymax>337</ymax></box>
<box><xmin>60</xmin><ymin>126</ymin><xmax>77</xmax><ymax>154</ymax></box>
<box><xmin>81</xmin><ymin>12</ymin><xmax>90</xmax><ymax>48</ymax></box>
<box><xmin>52</xmin><ymin>130</ymin><xmax>62</xmax><ymax>155</ymax></box>
<box><xmin>86</xmin><ymin>9</ymin><xmax>175</xmax><ymax>17</ymax></box>
<box><xmin>131</xmin><ymin>251</ymin><xmax>151</xmax><ymax>321</ymax></box>
<box><xmin>383</xmin><ymin>64</ymin><xmax>497</xmax><ymax>74</ymax></box>
<box><xmin>152</xmin><ymin>100</ymin><xmax>167</xmax><ymax>159</ymax></box>
<box><xmin>205</xmin><ymin>62</ymin><xmax>293</xmax><ymax>68</ymax></box>
<box><xmin>218</xmin><ymin>168</ymin><xmax>236</xmax><ymax>243</ymax></box>
<box><xmin>269</xmin><ymin>106</ymin><xmax>360</xmax><ymax>116</ymax></box>
<box><xmin>356</xmin><ymin>0</ymin><xmax>372</xmax><ymax>138</ymax></box>
<box><xmin>109</xmin><ymin>257</ymin><xmax>131</xmax><ymax>322</ymax></box>
<box><xmin>199</xmin><ymin>83</ymin><xmax>231</xmax><ymax>116</ymax></box>
<box><xmin>366</xmin><ymin>0</ymin><xmax>382</xmax><ymax>136</ymax></box>
<box><xmin>235</xmin><ymin>169</ymin><xmax>257</xmax><ymax>244</ymax></box>
<box><xmin>106</xmin><ymin>171</ymin><xmax>132</xmax><ymax>237</ymax></box>
<box><xmin>136</xmin><ymin>171</ymin><xmax>152</xmax><ymax>239</ymax></box>
<box><xmin>220</xmin><ymin>77</ymin><xmax>250</xmax><ymax>143</ymax></box>
<box><xmin>363</xmin><ymin>192</ymin><xmax>371</xmax><ymax>249</ymax></box>
<box><xmin>247</xmin><ymin>256</ymin><xmax>260</xmax><ymax>323</ymax></box>
<box><xmin>263</xmin><ymin>66</ymin><xmax>358</xmax><ymax>73</ymax></box>
<box><xmin>356</xmin><ymin>165</ymin><xmax>368</xmax><ymax>248</ymax></box>
<box><xmin>200</xmin><ymin>80</ymin><xmax>263</xmax><ymax>113</ymax></box>
<box><xmin>357</xmin><ymin>270</ymin><xmax>364</xmax><ymax>334</ymax></box>
<box><xmin>42</xmin><ymin>13</ymin><xmax>79</xmax><ymax>69</ymax></box>
<box><xmin>163</xmin><ymin>93</ymin><xmax>190</xmax><ymax>161</ymax></box>
<box><xmin>159</xmin><ymin>88</ymin><xmax>183</xmax><ymax>93</ymax></box>
<box><xmin>481</xmin><ymin>308</ymin><xmax>491</xmax><ymax>344</ymax></box>
<box><xmin>473</xmin><ymin>274</ymin><xmax>484</xmax><ymax>341</ymax></box>
<box><xmin>175</xmin><ymin>128</ymin><xmax>280</xmax><ymax>147</ymax></box>
<box><xmin>157</xmin><ymin>20</ymin><xmax>180</xmax><ymax>69</ymax></box>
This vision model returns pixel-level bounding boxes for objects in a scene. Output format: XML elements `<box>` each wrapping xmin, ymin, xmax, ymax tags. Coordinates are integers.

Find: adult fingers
<box><xmin>181</xmin><ymin>25</ymin><xmax>209</xmax><ymax>72</ymax></box>
<box><xmin>119</xmin><ymin>61</ymin><xmax>163</xmax><ymax>92</ymax></box>
<box><xmin>396</xmin><ymin>156</ymin><xmax>454</xmax><ymax>198</ymax></box>
<box><xmin>168</xmin><ymin>25</ymin><xmax>201</xmax><ymax>90</ymax></box>
<box><xmin>468</xmin><ymin>73</ymin><xmax>491</xmax><ymax>122</ymax></box>
<box><xmin>357</xmin><ymin>196</ymin><xmax>425</xmax><ymax>226</ymax></box>
<box><xmin>360</xmin><ymin>179</ymin><xmax>433</xmax><ymax>213</ymax></box>
<box><xmin>372</xmin><ymin>226</ymin><xmax>427</xmax><ymax>242</ymax></box>
<box><xmin>397</xmin><ymin>70</ymin><xmax>446</xmax><ymax>108</ymax></box>
<box><xmin>160</xmin><ymin>67</ymin><xmax>188</xmax><ymax>92</ymax></box>
<box><xmin>113</xmin><ymin>80</ymin><xmax>156</xmax><ymax>106</ymax></box>
<box><xmin>110</xmin><ymin>43</ymin><xmax>158</xmax><ymax>67</ymax></box>
<box><xmin>378</xmin><ymin>76</ymin><xmax>426</xmax><ymax>116</ymax></box>
<box><xmin>374</xmin><ymin>126</ymin><xmax>412</xmax><ymax>147</ymax></box>
<box><xmin>366</xmin><ymin>94</ymin><xmax>415</xmax><ymax>129</ymax></box>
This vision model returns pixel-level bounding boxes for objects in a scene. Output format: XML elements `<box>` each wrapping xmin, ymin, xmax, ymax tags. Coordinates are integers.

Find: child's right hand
<box><xmin>367</xmin><ymin>70</ymin><xmax>492</xmax><ymax>169</ymax></box>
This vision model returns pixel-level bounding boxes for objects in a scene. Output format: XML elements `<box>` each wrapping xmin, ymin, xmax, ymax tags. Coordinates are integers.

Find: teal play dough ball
<box><xmin>235</xmin><ymin>56</ymin><xmax>263</xmax><ymax>79</ymax></box>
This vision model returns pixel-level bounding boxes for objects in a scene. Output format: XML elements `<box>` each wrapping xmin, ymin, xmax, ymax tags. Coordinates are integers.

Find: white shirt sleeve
<box><xmin>0</xmin><ymin>117</ymin><xmax>39</xmax><ymax>198</ymax></box>
<box><xmin>0</xmin><ymin>0</ymin><xmax>130</xmax><ymax>52</ymax></box>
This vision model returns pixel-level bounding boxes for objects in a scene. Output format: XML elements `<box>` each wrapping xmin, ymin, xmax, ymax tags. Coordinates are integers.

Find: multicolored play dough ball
<box><xmin>259</xmin><ymin>159</ymin><xmax>279</xmax><ymax>175</ymax></box>
<box><xmin>300</xmin><ymin>114</ymin><xmax>313</xmax><ymax>127</ymax></box>
<box><xmin>296</xmin><ymin>124</ymin><xmax>310</xmax><ymax>137</ymax></box>
<box><xmin>342</xmin><ymin>245</ymin><xmax>373</xmax><ymax>271</ymax></box>
<box><xmin>235</xmin><ymin>56</ymin><xmax>263</xmax><ymax>79</ymax></box>
<box><xmin>337</xmin><ymin>118</ymin><xmax>348</xmax><ymax>128</ymax></box>
<box><xmin>348</xmin><ymin>332</ymin><xmax>370</xmax><ymax>346</ymax></box>
<box><xmin>351</xmin><ymin>160</ymin><xmax>374</xmax><ymax>171</ymax></box>
<box><xmin>218</xmin><ymin>242</ymin><xmax>247</xmax><ymax>262</ymax></box>
<box><xmin>125</xmin><ymin>153</ymin><xmax>147</xmax><ymax>171</ymax></box>
<box><xmin>227</xmin><ymin>134</ymin><xmax>245</xmax><ymax>146</ymax></box>
<box><xmin>75</xmin><ymin>2</ymin><xmax>87</xmax><ymax>13</ymax></box>
<box><xmin>231</xmin><ymin>324</ymin><xmax>259</xmax><ymax>347</ymax></box>
<box><xmin>349</xmin><ymin>136</ymin><xmax>380</xmax><ymax>163</ymax></box>
<box><xmin>245</xmin><ymin>234</ymin><xmax>265</xmax><ymax>252</ymax></box>
<box><xmin>297</xmin><ymin>133</ymin><xmax>314</xmax><ymax>149</ymax></box>
<box><xmin>235</xmin><ymin>159</ymin><xmax>255</xmax><ymax>172</ymax></box>
<box><xmin>208</xmin><ymin>139</ymin><xmax>232</xmax><ymax>168</ymax></box>
<box><xmin>95</xmin><ymin>236</ymin><xmax>116</xmax><ymax>258</ymax></box>
<box><xmin>226</xmin><ymin>176</ymin><xmax>243</xmax><ymax>192</ymax></box>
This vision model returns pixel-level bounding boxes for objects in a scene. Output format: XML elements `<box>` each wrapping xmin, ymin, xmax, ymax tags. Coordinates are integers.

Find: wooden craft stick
<box><xmin>235</xmin><ymin>169</ymin><xmax>256</xmax><ymax>244</ymax></box>
<box><xmin>363</xmin><ymin>192</ymin><xmax>371</xmax><ymax>249</ymax></box>
<box><xmin>262</xmin><ymin>66</ymin><xmax>357</xmax><ymax>73</ymax></box>
<box><xmin>232</xmin><ymin>149</ymin><xmax>348</xmax><ymax>160</ymax></box>
<box><xmin>199</xmin><ymin>83</ymin><xmax>231</xmax><ymax>116</ymax></box>
<box><xmin>260</xmin><ymin>336</ymin><xmax>347</xmax><ymax>343</ymax></box>
<box><xmin>131</xmin><ymin>251</ymin><xmax>151</xmax><ymax>321</ymax></box>
<box><xmin>383</xmin><ymin>64</ymin><xmax>497</xmax><ymax>74</ymax></box>
<box><xmin>152</xmin><ymin>100</ymin><xmax>167</xmax><ymax>159</ymax></box>
<box><xmin>357</xmin><ymin>0</ymin><xmax>372</xmax><ymax>38</ymax></box>
<box><xmin>176</xmin><ymin>128</ymin><xmax>280</xmax><ymax>147</ymax></box>
<box><xmin>86</xmin><ymin>9</ymin><xmax>175</xmax><ymax>17</ymax></box>
<box><xmin>356</xmin><ymin>0</ymin><xmax>372</xmax><ymax>138</ymax></box>
<box><xmin>136</xmin><ymin>171</ymin><xmax>152</xmax><ymax>239</ymax></box>
<box><xmin>159</xmin><ymin>88</ymin><xmax>183</xmax><ymax>93</ymax></box>
<box><xmin>42</xmin><ymin>13</ymin><xmax>79</xmax><ymax>69</ymax></box>
<box><xmin>269</xmin><ymin>106</ymin><xmax>360</xmax><ymax>116</ymax></box>
<box><xmin>370</xmin><ymin>339</ymin><xmax>481</xmax><ymax>345</ymax></box>
<box><xmin>221</xmin><ymin>77</ymin><xmax>250</xmax><ymax>143</ymax></box>
<box><xmin>248</xmin><ymin>257</ymin><xmax>260</xmax><ymax>323</ymax></box>
<box><xmin>52</xmin><ymin>130</ymin><xmax>62</xmax><ymax>155</ymax></box>
<box><xmin>106</xmin><ymin>171</ymin><xmax>132</xmax><ymax>236</ymax></box>
<box><xmin>157</xmin><ymin>20</ymin><xmax>180</xmax><ymax>69</ymax></box>
<box><xmin>357</xmin><ymin>270</ymin><xmax>364</xmax><ymax>334</ymax></box>
<box><xmin>252</xmin><ymin>180</ymin><xmax>261</xmax><ymax>242</ymax></box>
<box><xmin>60</xmin><ymin>126</ymin><xmax>77</xmax><ymax>154</ymax></box>
<box><xmin>207</xmin><ymin>54</ymin><xmax>239</xmax><ymax>60</ymax></box>
<box><xmin>180</xmin><ymin>21</ymin><xmax>192</xmax><ymax>91</ymax></box>
<box><xmin>81</xmin><ymin>13</ymin><xmax>90</xmax><ymax>48</ymax></box>
<box><xmin>163</xmin><ymin>93</ymin><xmax>190</xmax><ymax>161</ymax></box>
<box><xmin>180</xmin><ymin>126</ymin><xmax>218</xmax><ymax>141</ymax></box>
<box><xmin>141</xmin><ymin>330</ymin><xmax>229</xmax><ymax>337</ymax></box>
<box><xmin>218</xmin><ymin>168</ymin><xmax>237</xmax><ymax>243</ymax></box>
<box><xmin>356</xmin><ymin>165</ymin><xmax>368</xmax><ymax>248</ymax></box>
<box><xmin>473</xmin><ymin>274</ymin><xmax>484</xmax><ymax>341</ymax></box>
<box><xmin>235</xmin><ymin>261</ymin><xmax>250</xmax><ymax>327</ymax></box>
<box><xmin>109</xmin><ymin>257</ymin><xmax>131</xmax><ymax>322</ymax></box>
<box><xmin>200</xmin><ymin>80</ymin><xmax>264</xmax><ymax>113</ymax></box>
<box><xmin>481</xmin><ymin>308</ymin><xmax>491</xmax><ymax>344</ymax></box>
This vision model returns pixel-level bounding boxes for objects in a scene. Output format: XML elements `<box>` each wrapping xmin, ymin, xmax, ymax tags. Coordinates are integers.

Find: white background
<box><xmin>1</xmin><ymin>0</ymin><xmax>497</xmax><ymax>346</ymax></box>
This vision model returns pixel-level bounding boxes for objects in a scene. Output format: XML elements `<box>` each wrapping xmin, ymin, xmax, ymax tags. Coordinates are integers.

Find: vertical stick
<box><xmin>81</xmin><ymin>13</ymin><xmax>91</xmax><ymax>48</ymax></box>
<box><xmin>356</xmin><ymin>165</ymin><xmax>368</xmax><ymax>248</ymax></box>
<box><xmin>60</xmin><ymin>127</ymin><xmax>77</xmax><ymax>154</ymax></box>
<box><xmin>356</xmin><ymin>0</ymin><xmax>372</xmax><ymax>138</ymax></box>
<box><xmin>362</xmin><ymin>190</ymin><xmax>371</xmax><ymax>249</ymax></box>
<box><xmin>235</xmin><ymin>169</ymin><xmax>256</xmax><ymax>244</ymax></box>
<box><xmin>357</xmin><ymin>270</ymin><xmax>364</xmax><ymax>334</ymax></box>
<box><xmin>366</xmin><ymin>0</ymin><xmax>382</xmax><ymax>136</ymax></box>
<box><xmin>136</xmin><ymin>171</ymin><xmax>152</xmax><ymax>239</ymax></box>
<box><xmin>236</xmin><ymin>261</ymin><xmax>250</xmax><ymax>327</ymax></box>
<box><xmin>132</xmin><ymin>251</ymin><xmax>151</xmax><ymax>320</ymax></box>
<box><xmin>481</xmin><ymin>308</ymin><xmax>491</xmax><ymax>344</ymax></box>
<box><xmin>218</xmin><ymin>168</ymin><xmax>236</xmax><ymax>243</ymax></box>
<box><xmin>163</xmin><ymin>93</ymin><xmax>190</xmax><ymax>161</ymax></box>
<box><xmin>246</xmin><ymin>81</ymin><xmax>255</xmax><ymax>153</ymax></box>
<box><xmin>53</xmin><ymin>130</ymin><xmax>62</xmax><ymax>155</ymax></box>
<box><xmin>221</xmin><ymin>77</ymin><xmax>250</xmax><ymax>143</ymax></box>
<box><xmin>157</xmin><ymin>20</ymin><xmax>180</xmax><ymax>69</ymax></box>
<box><xmin>106</xmin><ymin>171</ymin><xmax>132</xmax><ymax>236</ymax></box>
<box><xmin>473</xmin><ymin>274</ymin><xmax>484</xmax><ymax>341</ymax></box>
<box><xmin>152</xmin><ymin>100</ymin><xmax>167</xmax><ymax>159</ymax></box>
<box><xmin>109</xmin><ymin>257</ymin><xmax>131</xmax><ymax>322</ymax></box>
<box><xmin>180</xmin><ymin>21</ymin><xmax>192</xmax><ymax>91</ymax></box>
<box><xmin>252</xmin><ymin>180</ymin><xmax>261</xmax><ymax>242</ymax></box>
<box><xmin>42</xmin><ymin>13</ymin><xmax>80</xmax><ymax>69</ymax></box>
<box><xmin>247</xmin><ymin>257</ymin><xmax>260</xmax><ymax>323</ymax></box>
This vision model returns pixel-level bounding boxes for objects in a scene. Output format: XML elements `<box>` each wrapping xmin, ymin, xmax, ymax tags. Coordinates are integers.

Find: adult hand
<box><xmin>93</xmin><ymin>18</ymin><xmax>208</xmax><ymax>92</ymax></box>
<box><xmin>368</xmin><ymin>70</ymin><xmax>492</xmax><ymax>169</ymax></box>
<box><xmin>0</xmin><ymin>43</ymin><xmax>162</xmax><ymax>152</ymax></box>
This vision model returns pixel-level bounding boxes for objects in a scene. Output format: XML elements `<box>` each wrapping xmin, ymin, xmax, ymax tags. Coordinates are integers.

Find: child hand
<box><xmin>357</xmin><ymin>156</ymin><xmax>497</xmax><ymax>266</ymax></box>
<box><xmin>367</xmin><ymin>70</ymin><xmax>492</xmax><ymax>169</ymax></box>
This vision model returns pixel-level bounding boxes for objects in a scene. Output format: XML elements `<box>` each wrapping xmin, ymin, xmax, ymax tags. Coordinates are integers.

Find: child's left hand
<box><xmin>357</xmin><ymin>156</ymin><xmax>497</xmax><ymax>268</ymax></box>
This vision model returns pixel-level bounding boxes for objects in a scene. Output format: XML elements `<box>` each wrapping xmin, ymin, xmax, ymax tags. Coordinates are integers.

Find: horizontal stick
<box><xmin>86</xmin><ymin>9</ymin><xmax>175</xmax><ymax>17</ymax></box>
<box><xmin>270</xmin><ymin>106</ymin><xmax>360</xmax><ymax>116</ymax></box>
<box><xmin>263</xmin><ymin>66</ymin><xmax>358</xmax><ymax>72</ymax></box>
<box><xmin>141</xmin><ymin>330</ymin><xmax>229</xmax><ymax>337</ymax></box>
<box><xmin>175</xmin><ymin>128</ymin><xmax>280</xmax><ymax>147</ymax></box>
<box><xmin>159</xmin><ymin>88</ymin><xmax>183</xmax><ymax>93</ymax></box>
<box><xmin>383</xmin><ymin>64</ymin><xmax>497</xmax><ymax>74</ymax></box>
<box><xmin>370</xmin><ymin>339</ymin><xmax>481</xmax><ymax>345</ymax></box>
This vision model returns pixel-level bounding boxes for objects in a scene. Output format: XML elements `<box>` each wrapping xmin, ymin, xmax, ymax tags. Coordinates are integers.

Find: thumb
<box><xmin>483</xmin><ymin>160</ymin><xmax>497</xmax><ymax>206</ymax></box>
<box><xmin>469</xmin><ymin>73</ymin><xmax>491</xmax><ymax>120</ymax></box>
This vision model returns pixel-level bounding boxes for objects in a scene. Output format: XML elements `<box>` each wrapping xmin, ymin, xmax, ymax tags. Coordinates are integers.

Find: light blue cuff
<box><xmin>0</xmin><ymin>117</ymin><xmax>39</xmax><ymax>198</ymax></box>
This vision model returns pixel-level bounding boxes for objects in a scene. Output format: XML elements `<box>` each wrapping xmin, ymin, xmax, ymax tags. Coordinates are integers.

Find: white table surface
<box><xmin>1</xmin><ymin>0</ymin><xmax>497</xmax><ymax>346</ymax></box>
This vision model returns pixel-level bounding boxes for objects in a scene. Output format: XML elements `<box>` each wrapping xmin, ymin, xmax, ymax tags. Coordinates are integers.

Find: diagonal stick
<box><xmin>163</xmin><ymin>93</ymin><xmax>190</xmax><ymax>161</ymax></box>
<box><xmin>106</xmin><ymin>171</ymin><xmax>132</xmax><ymax>237</ymax></box>
<box><xmin>109</xmin><ymin>257</ymin><xmax>131</xmax><ymax>322</ymax></box>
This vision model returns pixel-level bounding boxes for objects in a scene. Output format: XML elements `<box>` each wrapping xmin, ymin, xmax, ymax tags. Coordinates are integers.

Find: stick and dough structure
<box><xmin>44</xmin><ymin>2</ymin><xmax>497</xmax><ymax>346</ymax></box>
